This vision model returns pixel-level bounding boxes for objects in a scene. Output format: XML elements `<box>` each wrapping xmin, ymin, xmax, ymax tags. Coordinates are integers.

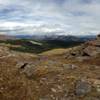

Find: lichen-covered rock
<box><xmin>75</xmin><ymin>80</ymin><xmax>92</xmax><ymax>96</ymax></box>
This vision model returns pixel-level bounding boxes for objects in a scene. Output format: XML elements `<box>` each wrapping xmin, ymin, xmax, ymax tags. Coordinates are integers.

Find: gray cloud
<box><xmin>0</xmin><ymin>0</ymin><xmax>100</xmax><ymax>35</ymax></box>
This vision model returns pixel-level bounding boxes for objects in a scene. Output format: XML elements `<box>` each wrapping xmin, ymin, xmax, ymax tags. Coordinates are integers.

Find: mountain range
<box><xmin>0</xmin><ymin>34</ymin><xmax>96</xmax><ymax>42</ymax></box>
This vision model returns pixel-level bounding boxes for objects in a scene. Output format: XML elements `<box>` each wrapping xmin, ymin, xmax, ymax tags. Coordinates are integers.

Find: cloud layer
<box><xmin>0</xmin><ymin>0</ymin><xmax>100</xmax><ymax>35</ymax></box>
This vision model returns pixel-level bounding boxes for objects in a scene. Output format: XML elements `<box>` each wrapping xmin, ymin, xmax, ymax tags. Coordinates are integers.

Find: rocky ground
<box><xmin>0</xmin><ymin>35</ymin><xmax>100</xmax><ymax>100</ymax></box>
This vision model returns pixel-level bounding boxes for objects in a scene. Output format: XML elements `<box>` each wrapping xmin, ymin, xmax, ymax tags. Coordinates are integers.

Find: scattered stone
<box><xmin>96</xmin><ymin>85</ymin><xmax>100</xmax><ymax>92</ymax></box>
<box><xmin>0</xmin><ymin>34</ymin><xmax>99</xmax><ymax>99</ymax></box>
<box><xmin>89</xmin><ymin>65</ymin><xmax>99</xmax><ymax>70</ymax></box>
<box><xmin>75</xmin><ymin>80</ymin><xmax>92</xmax><ymax>96</ymax></box>
<box><xmin>93</xmin><ymin>79</ymin><xmax>100</xmax><ymax>93</ymax></box>
<box><xmin>22</xmin><ymin>64</ymin><xmax>50</xmax><ymax>78</ymax></box>
<box><xmin>76</xmin><ymin>56</ymin><xmax>90</xmax><ymax>62</ymax></box>
<box><xmin>84</xmin><ymin>97</ymin><xmax>100</xmax><ymax>100</ymax></box>
<box><xmin>51</xmin><ymin>88</ymin><xmax>57</xmax><ymax>93</ymax></box>
<box><xmin>63</xmin><ymin>64</ymin><xmax>77</xmax><ymax>70</ymax></box>
<box><xmin>39</xmin><ymin>97</ymin><xmax>51</xmax><ymax>100</ymax></box>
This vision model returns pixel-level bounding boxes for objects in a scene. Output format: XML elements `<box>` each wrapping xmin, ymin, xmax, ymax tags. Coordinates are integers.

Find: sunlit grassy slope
<box><xmin>40</xmin><ymin>48</ymin><xmax>70</xmax><ymax>56</ymax></box>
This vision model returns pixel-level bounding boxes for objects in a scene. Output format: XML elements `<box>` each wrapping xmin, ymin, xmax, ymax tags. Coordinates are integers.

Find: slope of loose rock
<box><xmin>0</xmin><ymin>35</ymin><xmax>100</xmax><ymax>100</ymax></box>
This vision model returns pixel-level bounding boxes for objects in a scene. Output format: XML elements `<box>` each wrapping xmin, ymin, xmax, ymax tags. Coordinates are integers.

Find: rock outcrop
<box><xmin>66</xmin><ymin>34</ymin><xmax>100</xmax><ymax>58</ymax></box>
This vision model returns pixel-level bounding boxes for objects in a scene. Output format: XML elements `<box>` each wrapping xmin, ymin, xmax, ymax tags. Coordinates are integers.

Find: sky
<box><xmin>0</xmin><ymin>0</ymin><xmax>100</xmax><ymax>36</ymax></box>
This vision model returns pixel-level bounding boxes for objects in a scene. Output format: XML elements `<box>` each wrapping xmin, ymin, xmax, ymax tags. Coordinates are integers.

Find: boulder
<box><xmin>83</xmin><ymin>46</ymin><xmax>100</xmax><ymax>57</ymax></box>
<box><xmin>16</xmin><ymin>62</ymin><xmax>28</xmax><ymax>69</ymax></box>
<box><xmin>16</xmin><ymin>62</ymin><xmax>36</xmax><ymax>78</ymax></box>
<box><xmin>23</xmin><ymin>64</ymin><xmax>35</xmax><ymax>77</ymax></box>
<box><xmin>75</xmin><ymin>80</ymin><xmax>92</xmax><ymax>96</ymax></box>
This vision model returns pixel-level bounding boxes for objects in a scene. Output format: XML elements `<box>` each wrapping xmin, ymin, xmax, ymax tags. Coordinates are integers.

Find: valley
<box><xmin>0</xmin><ymin>35</ymin><xmax>95</xmax><ymax>54</ymax></box>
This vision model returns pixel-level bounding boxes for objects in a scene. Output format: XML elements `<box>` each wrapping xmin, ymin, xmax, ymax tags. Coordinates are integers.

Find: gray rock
<box><xmin>16</xmin><ymin>61</ymin><xmax>36</xmax><ymax>78</ymax></box>
<box><xmin>16</xmin><ymin>62</ymin><xmax>28</xmax><ymax>69</ymax></box>
<box><xmin>75</xmin><ymin>80</ymin><xmax>92</xmax><ymax>96</ymax></box>
<box><xmin>23</xmin><ymin>64</ymin><xmax>36</xmax><ymax>78</ymax></box>
<box><xmin>83</xmin><ymin>46</ymin><xmax>100</xmax><ymax>57</ymax></box>
<box><xmin>89</xmin><ymin>65</ymin><xmax>99</xmax><ymax>70</ymax></box>
<box><xmin>63</xmin><ymin>64</ymin><xmax>77</xmax><ymax>70</ymax></box>
<box><xmin>76</xmin><ymin>56</ymin><xmax>90</xmax><ymax>62</ymax></box>
<box><xmin>95</xmin><ymin>84</ymin><xmax>100</xmax><ymax>93</ymax></box>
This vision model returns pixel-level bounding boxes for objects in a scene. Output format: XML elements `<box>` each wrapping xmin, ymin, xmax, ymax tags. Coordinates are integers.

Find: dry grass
<box><xmin>0</xmin><ymin>44</ymin><xmax>100</xmax><ymax>100</ymax></box>
<box><xmin>40</xmin><ymin>48</ymin><xmax>72</xmax><ymax>56</ymax></box>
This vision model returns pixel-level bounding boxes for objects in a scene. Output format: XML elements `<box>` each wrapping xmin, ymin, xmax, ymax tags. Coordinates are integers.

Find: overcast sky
<box><xmin>0</xmin><ymin>0</ymin><xmax>100</xmax><ymax>35</ymax></box>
